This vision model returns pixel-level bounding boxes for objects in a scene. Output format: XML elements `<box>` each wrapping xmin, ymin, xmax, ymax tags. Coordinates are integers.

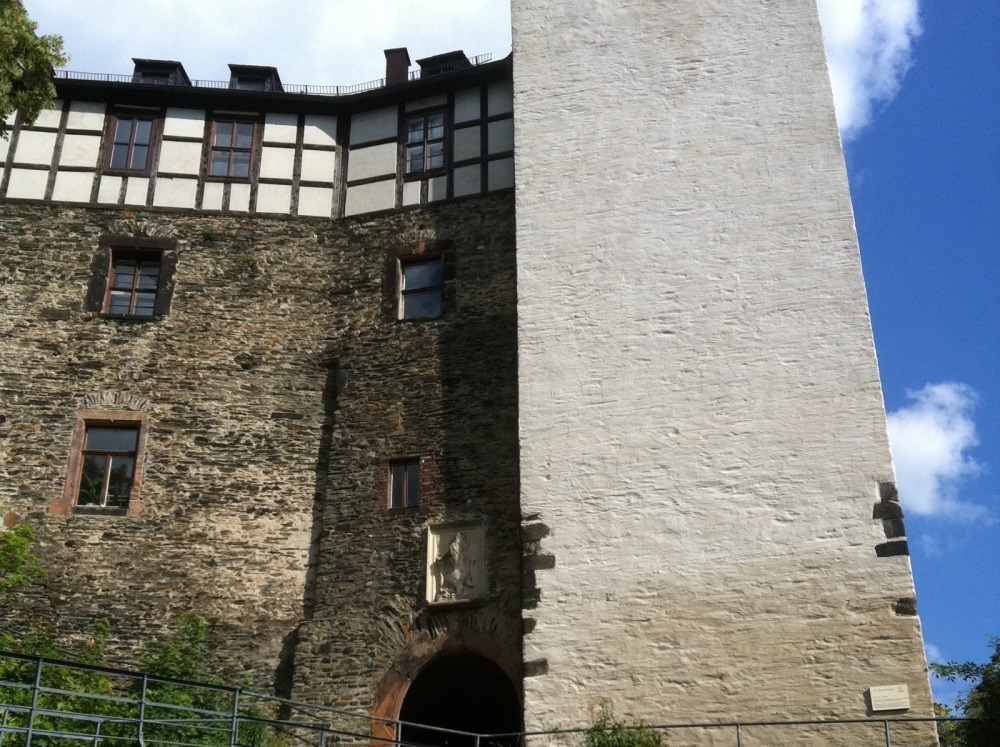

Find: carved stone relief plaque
<box><xmin>426</xmin><ymin>523</ymin><xmax>486</xmax><ymax>605</ymax></box>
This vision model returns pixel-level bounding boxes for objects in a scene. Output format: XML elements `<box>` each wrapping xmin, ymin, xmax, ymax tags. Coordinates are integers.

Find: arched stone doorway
<box><xmin>397</xmin><ymin>654</ymin><xmax>521</xmax><ymax>747</ymax></box>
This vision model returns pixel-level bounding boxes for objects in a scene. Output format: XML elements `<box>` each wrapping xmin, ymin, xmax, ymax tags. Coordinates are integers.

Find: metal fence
<box><xmin>52</xmin><ymin>54</ymin><xmax>494</xmax><ymax>98</ymax></box>
<box><xmin>0</xmin><ymin>651</ymin><xmax>951</xmax><ymax>747</ymax></box>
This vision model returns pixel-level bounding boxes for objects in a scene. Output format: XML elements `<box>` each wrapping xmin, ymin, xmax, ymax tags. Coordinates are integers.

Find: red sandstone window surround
<box><xmin>52</xmin><ymin>410</ymin><xmax>149</xmax><ymax>517</ymax></box>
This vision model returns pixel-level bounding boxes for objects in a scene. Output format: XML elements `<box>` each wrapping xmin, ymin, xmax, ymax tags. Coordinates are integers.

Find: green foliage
<box><xmin>0</xmin><ymin>524</ymin><xmax>43</xmax><ymax>596</ymax></box>
<box><xmin>584</xmin><ymin>707</ymin><xmax>663</xmax><ymax>747</ymax></box>
<box><xmin>1</xmin><ymin>605</ymin><xmax>284</xmax><ymax>747</ymax></box>
<box><xmin>0</xmin><ymin>527</ymin><xmax>281</xmax><ymax>747</ymax></box>
<box><xmin>139</xmin><ymin>612</ymin><xmax>217</xmax><ymax>683</ymax></box>
<box><xmin>0</xmin><ymin>0</ymin><xmax>67</xmax><ymax>138</ymax></box>
<box><xmin>935</xmin><ymin>702</ymin><xmax>964</xmax><ymax>747</ymax></box>
<box><xmin>931</xmin><ymin>637</ymin><xmax>1000</xmax><ymax>747</ymax></box>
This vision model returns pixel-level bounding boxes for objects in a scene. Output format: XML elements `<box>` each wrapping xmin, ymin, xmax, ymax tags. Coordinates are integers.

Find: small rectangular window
<box><xmin>404</xmin><ymin>111</ymin><xmax>447</xmax><ymax>176</ymax></box>
<box><xmin>105</xmin><ymin>253</ymin><xmax>161</xmax><ymax>317</ymax></box>
<box><xmin>77</xmin><ymin>426</ymin><xmax>139</xmax><ymax>509</ymax></box>
<box><xmin>399</xmin><ymin>257</ymin><xmax>443</xmax><ymax>320</ymax></box>
<box><xmin>104</xmin><ymin>113</ymin><xmax>159</xmax><ymax>174</ymax></box>
<box><xmin>53</xmin><ymin>411</ymin><xmax>150</xmax><ymax>517</ymax></box>
<box><xmin>107</xmin><ymin>258</ymin><xmax>160</xmax><ymax>316</ymax></box>
<box><xmin>389</xmin><ymin>460</ymin><xmax>420</xmax><ymax>509</ymax></box>
<box><xmin>209</xmin><ymin>119</ymin><xmax>257</xmax><ymax>179</ymax></box>
<box><xmin>85</xmin><ymin>237</ymin><xmax>177</xmax><ymax>320</ymax></box>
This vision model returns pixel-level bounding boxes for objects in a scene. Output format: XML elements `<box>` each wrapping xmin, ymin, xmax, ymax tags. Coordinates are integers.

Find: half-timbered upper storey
<box><xmin>0</xmin><ymin>49</ymin><xmax>514</xmax><ymax>218</ymax></box>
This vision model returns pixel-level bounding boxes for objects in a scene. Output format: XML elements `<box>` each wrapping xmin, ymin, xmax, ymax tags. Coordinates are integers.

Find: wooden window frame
<box><xmin>207</xmin><ymin>118</ymin><xmax>258</xmax><ymax>181</ymax></box>
<box><xmin>104</xmin><ymin>253</ymin><xmax>161</xmax><ymax>317</ymax></box>
<box><xmin>398</xmin><ymin>255</ymin><xmax>444</xmax><ymax>321</ymax></box>
<box><xmin>403</xmin><ymin>110</ymin><xmax>448</xmax><ymax>180</ymax></box>
<box><xmin>388</xmin><ymin>459</ymin><xmax>421</xmax><ymax>510</ymax></box>
<box><xmin>84</xmin><ymin>236</ymin><xmax>178</xmax><ymax>320</ymax></box>
<box><xmin>103</xmin><ymin>110</ymin><xmax>161</xmax><ymax>176</ymax></box>
<box><xmin>52</xmin><ymin>410</ymin><xmax>149</xmax><ymax>517</ymax></box>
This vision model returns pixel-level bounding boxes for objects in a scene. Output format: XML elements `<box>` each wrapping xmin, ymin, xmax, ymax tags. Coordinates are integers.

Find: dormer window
<box><xmin>415</xmin><ymin>51</ymin><xmax>471</xmax><ymax>78</ymax></box>
<box><xmin>228</xmin><ymin>65</ymin><xmax>283</xmax><ymax>93</ymax></box>
<box><xmin>131</xmin><ymin>59</ymin><xmax>191</xmax><ymax>87</ymax></box>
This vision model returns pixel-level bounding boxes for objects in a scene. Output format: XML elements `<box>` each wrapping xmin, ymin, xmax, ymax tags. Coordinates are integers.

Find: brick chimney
<box><xmin>384</xmin><ymin>47</ymin><xmax>411</xmax><ymax>86</ymax></box>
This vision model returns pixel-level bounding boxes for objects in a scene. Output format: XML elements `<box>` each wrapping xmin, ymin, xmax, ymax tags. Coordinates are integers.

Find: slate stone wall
<box><xmin>0</xmin><ymin>192</ymin><xmax>519</xmax><ymax>698</ymax></box>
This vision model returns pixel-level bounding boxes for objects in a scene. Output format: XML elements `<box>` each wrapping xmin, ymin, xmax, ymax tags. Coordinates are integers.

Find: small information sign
<box><xmin>868</xmin><ymin>684</ymin><xmax>910</xmax><ymax>712</ymax></box>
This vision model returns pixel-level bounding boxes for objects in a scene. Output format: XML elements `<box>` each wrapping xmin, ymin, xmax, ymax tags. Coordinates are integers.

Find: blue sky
<box><xmin>842</xmin><ymin>0</ymin><xmax>999</xmax><ymax>707</ymax></box>
<box><xmin>23</xmin><ymin>0</ymin><xmax>997</xmax><ymax>708</ymax></box>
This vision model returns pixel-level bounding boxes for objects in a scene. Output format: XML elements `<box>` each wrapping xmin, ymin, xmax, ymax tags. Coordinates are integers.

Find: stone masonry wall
<box><xmin>0</xmin><ymin>192</ymin><xmax>518</xmax><ymax>700</ymax></box>
<box><xmin>512</xmin><ymin>0</ymin><xmax>935</xmax><ymax>740</ymax></box>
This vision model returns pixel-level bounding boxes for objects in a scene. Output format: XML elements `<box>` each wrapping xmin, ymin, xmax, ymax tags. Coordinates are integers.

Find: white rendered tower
<box><xmin>512</xmin><ymin>0</ymin><xmax>935</xmax><ymax>738</ymax></box>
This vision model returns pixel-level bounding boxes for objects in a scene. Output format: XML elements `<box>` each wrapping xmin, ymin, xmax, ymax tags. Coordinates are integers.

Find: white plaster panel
<box><xmin>229</xmin><ymin>183</ymin><xmax>251</xmax><ymax>212</ymax></box>
<box><xmin>152</xmin><ymin>177</ymin><xmax>197</xmax><ymax>208</ymax></box>
<box><xmin>32</xmin><ymin>106</ymin><xmax>62</xmax><ymax>129</ymax></box>
<box><xmin>14</xmin><ymin>130</ymin><xmax>56</xmax><ymax>165</ymax></box>
<box><xmin>487</xmin><ymin>158</ymin><xmax>514</xmax><ymax>190</ymax></box>
<box><xmin>163</xmin><ymin>108</ymin><xmax>206</xmax><ymax>138</ymax></box>
<box><xmin>512</xmin><ymin>0</ymin><xmax>936</xmax><ymax>736</ymax></box>
<box><xmin>97</xmin><ymin>176</ymin><xmax>122</xmax><ymax>204</ymax></box>
<box><xmin>0</xmin><ymin>136</ymin><xmax>9</xmax><ymax>162</ymax></box>
<box><xmin>303</xmin><ymin>115</ymin><xmax>337</xmax><ymax>146</ymax></box>
<box><xmin>263</xmin><ymin>113</ymin><xmax>298</xmax><ymax>143</ymax></box>
<box><xmin>428</xmin><ymin>176</ymin><xmax>448</xmax><ymax>202</ymax></box>
<box><xmin>259</xmin><ymin>146</ymin><xmax>295</xmax><ymax>180</ymax></box>
<box><xmin>452</xmin><ymin>164</ymin><xmax>480</xmax><ymax>197</ymax></box>
<box><xmin>123</xmin><ymin>177</ymin><xmax>149</xmax><ymax>205</ymax></box>
<box><xmin>406</xmin><ymin>94</ymin><xmax>447</xmax><ymax>111</ymax></box>
<box><xmin>66</xmin><ymin>101</ymin><xmax>106</xmax><ymax>131</ymax></box>
<box><xmin>201</xmin><ymin>182</ymin><xmax>224</xmax><ymax>211</ymax></box>
<box><xmin>453</xmin><ymin>126</ymin><xmax>481</xmax><ymax>162</ymax></box>
<box><xmin>454</xmin><ymin>88</ymin><xmax>481</xmax><ymax>123</ymax></box>
<box><xmin>51</xmin><ymin>171</ymin><xmax>93</xmax><ymax>202</ymax></box>
<box><xmin>347</xmin><ymin>142</ymin><xmax>396</xmax><ymax>182</ymax></box>
<box><xmin>349</xmin><ymin>107</ymin><xmax>396</xmax><ymax>145</ymax></box>
<box><xmin>344</xmin><ymin>179</ymin><xmax>395</xmax><ymax>216</ymax></box>
<box><xmin>487</xmin><ymin>80</ymin><xmax>514</xmax><ymax>116</ymax></box>
<box><xmin>59</xmin><ymin>134</ymin><xmax>101</xmax><ymax>168</ymax></box>
<box><xmin>402</xmin><ymin>180</ymin><xmax>421</xmax><ymax>206</ymax></box>
<box><xmin>487</xmin><ymin>118</ymin><xmax>514</xmax><ymax>154</ymax></box>
<box><xmin>158</xmin><ymin>140</ymin><xmax>202</xmax><ymax>175</ymax></box>
<box><xmin>256</xmin><ymin>183</ymin><xmax>292</xmax><ymax>214</ymax></box>
<box><xmin>300</xmin><ymin>149</ymin><xmax>336</xmax><ymax>183</ymax></box>
<box><xmin>297</xmin><ymin>187</ymin><xmax>333</xmax><ymax>217</ymax></box>
<box><xmin>6</xmin><ymin>169</ymin><xmax>48</xmax><ymax>199</ymax></box>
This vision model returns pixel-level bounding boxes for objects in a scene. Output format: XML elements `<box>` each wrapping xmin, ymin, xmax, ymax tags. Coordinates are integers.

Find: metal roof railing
<box><xmin>53</xmin><ymin>54</ymin><xmax>495</xmax><ymax>98</ymax></box>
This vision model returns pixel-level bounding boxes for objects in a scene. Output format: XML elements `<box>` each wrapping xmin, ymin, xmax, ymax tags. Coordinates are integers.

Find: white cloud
<box><xmin>887</xmin><ymin>382</ymin><xmax>984</xmax><ymax>519</ymax></box>
<box><xmin>27</xmin><ymin>0</ymin><xmax>918</xmax><ymax>140</ymax></box>
<box><xmin>925</xmin><ymin>642</ymin><xmax>945</xmax><ymax>664</ymax></box>
<box><xmin>23</xmin><ymin>0</ymin><xmax>512</xmax><ymax>87</ymax></box>
<box><xmin>816</xmin><ymin>0</ymin><xmax>922</xmax><ymax>138</ymax></box>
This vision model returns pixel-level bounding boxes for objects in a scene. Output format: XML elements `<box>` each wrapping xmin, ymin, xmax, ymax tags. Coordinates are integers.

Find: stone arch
<box><xmin>371</xmin><ymin>630</ymin><xmax>521</xmax><ymax>746</ymax></box>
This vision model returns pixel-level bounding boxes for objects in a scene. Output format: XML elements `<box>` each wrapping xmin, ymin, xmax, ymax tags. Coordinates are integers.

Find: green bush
<box><xmin>584</xmin><ymin>708</ymin><xmax>663</xmax><ymax>747</ymax></box>
<box><xmin>1</xmin><ymin>526</ymin><xmax>284</xmax><ymax>747</ymax></box>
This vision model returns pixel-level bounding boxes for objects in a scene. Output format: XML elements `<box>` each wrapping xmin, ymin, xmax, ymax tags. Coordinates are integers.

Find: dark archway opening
<box><xmin>398</xmin><ymin>654</ymin><xmax>521</xmax><ymax>747</ymax></box>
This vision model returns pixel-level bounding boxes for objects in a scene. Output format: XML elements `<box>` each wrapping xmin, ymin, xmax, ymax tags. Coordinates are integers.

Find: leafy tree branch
<box><xmin>0</xmin><ymin>0</ymin><xmax>67</xmax><ymax>138</ymax></box>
